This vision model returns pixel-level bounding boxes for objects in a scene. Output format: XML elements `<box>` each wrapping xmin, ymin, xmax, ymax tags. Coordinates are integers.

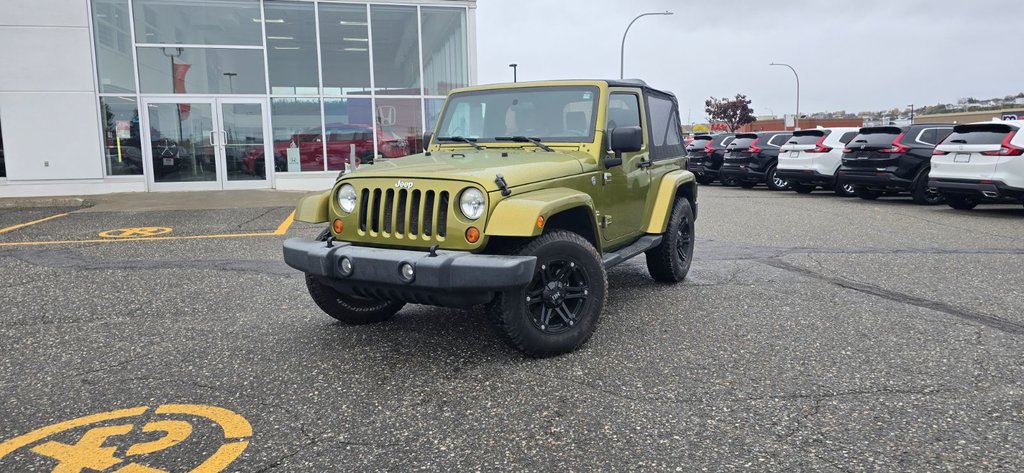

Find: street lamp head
<box><xmin>509</xmin><ymin>63</ymin><xmax>517</xmax><ymax>68</ymax></box>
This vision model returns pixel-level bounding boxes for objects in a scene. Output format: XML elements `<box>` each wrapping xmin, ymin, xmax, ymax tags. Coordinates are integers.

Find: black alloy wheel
<box><xmin>525</xmin><ymin>260</ymin><xmax>591</xmax><ymax>334</ymax></box>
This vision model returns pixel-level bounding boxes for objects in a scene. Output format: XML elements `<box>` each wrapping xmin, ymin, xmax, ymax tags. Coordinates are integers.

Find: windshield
<box><xmin>435</xmin><ymin>86</ymin><xmax>600</xmax><ymax>143</ymax></box>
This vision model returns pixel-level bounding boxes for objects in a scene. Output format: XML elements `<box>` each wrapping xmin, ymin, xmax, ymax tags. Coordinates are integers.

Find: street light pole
<box><xmin>909</xmin><ymin>104</ymin><xmax>914</xmax><ymax>124</ymax></box>
<box><xmin>620</xmin><ymin>11</ymin><xmax>673</xmax><ymax>80</ymax></box>
<box><xmin>770</xmin><ymin>62</ymin><xmax>800</xmax><ymax>130</ymax></box>
<box><xmin>508</xmin><ymin>63</ymin><xmax>518</xmax><ymax>83</ymax></box>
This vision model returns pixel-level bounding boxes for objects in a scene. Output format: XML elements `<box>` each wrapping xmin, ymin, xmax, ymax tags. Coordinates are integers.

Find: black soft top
<box><xmin>605</xmin><ymin>79</ymin><xmax>677</xmax><ymax>100</ymax></box>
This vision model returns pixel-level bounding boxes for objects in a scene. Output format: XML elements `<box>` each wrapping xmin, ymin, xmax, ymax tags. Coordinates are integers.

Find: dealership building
<box><xmin>0</xmin><ymin>0</ymin><xmax>476</xmax><ymax>197</ymax></box>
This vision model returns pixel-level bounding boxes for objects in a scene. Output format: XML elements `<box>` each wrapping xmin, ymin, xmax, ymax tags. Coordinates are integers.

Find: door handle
<box><xmin>209</xmin><ymin>131</ymin><xmax>216</xmax><ymax>146</ymax></box>
<box><xmin>220</xmin><ymin>131</ymin><xmax>228</xmax><ymax>147</ymax></box>
<box><xmin>638</xmin><ymin>157</ymin><xmax>652</xmax><ymax>168</ymax></box>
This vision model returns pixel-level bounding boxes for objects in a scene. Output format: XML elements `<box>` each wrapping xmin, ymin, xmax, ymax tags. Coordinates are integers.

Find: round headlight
<box><xmin>337</xmin><ymin>184</ymin><xmax>357</xmax><ymax>214</ymax></box>
<box><xmin>459</xmin><ymin>188</ymin><xmax>485</xmax><ymax>220</ymax></box>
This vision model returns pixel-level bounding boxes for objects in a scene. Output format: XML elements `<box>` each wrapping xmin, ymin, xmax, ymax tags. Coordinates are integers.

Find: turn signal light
<box><xmin>333</xmin><ymin>219</ymin><xmax>344</xmax><ymax>234</ymax></box>
<box><xmin>536</xmin><ymin>216</ymin><xmax>545</xmax><ymax>229</ymax></box>
<box><xmin>465</xmin><ymin>226</ymin><xmax>480</xmax><ymax>243</ymax></box>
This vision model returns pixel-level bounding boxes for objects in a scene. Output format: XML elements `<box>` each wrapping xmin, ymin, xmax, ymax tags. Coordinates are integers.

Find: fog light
<box><xmin>338</xmin><ymin>257</ymin><xmax>353</xmax><ymax>276</ymax></box>
<box><xmin>399</xmin><ymin>262</ymin><xmax>415</xmax><ymax>283</ymax></box>
<box><xmin>465</xmin><ymin>226</ymin><xmax>480</xmax><ymax>243</ymax></box>
<box><xmin>333</xmin><ymin>219</ymin><xmax>344</xmax><ymax>234</ymax></box>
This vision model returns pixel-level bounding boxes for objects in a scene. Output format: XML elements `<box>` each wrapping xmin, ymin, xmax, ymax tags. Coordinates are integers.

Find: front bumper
<box><xmin>929</xmin><ymin>179</ymin><xmax>1024</xmax><ymax>202</ymax></box>
<box><xmin>283</xmin><ymin>238</ymin><xmax>537</xmax><ymax>307</ymax></box>
<box><xmin>776</xmin><ymin>169</ymin><xmax>836</xmax><ymax>187</ymax></box>
<box><xmin>839</xmin><ymin>171</ymin><xmax>913</xmax><ymax>191</ymax></box>
<box><xmin>719</xmin><ymin>164</ymin><xmax>766</xmax><ymax>182</ymax></box>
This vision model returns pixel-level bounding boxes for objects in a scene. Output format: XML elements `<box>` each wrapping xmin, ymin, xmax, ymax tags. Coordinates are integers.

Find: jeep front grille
<box><xmin>359</xmin><ymin>188</ymin><xmax>449</xmax><ymax>240</ymax></box>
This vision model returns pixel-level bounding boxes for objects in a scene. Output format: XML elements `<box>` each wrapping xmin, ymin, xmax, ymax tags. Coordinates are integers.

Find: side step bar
<box><xmin>601</xmin><ymin>235</ymin><xmax>663</xmax><ymax>269</ymax></box>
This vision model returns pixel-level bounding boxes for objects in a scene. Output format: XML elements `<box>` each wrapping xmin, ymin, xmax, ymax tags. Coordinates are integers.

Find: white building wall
<box><xmin>0</xmin><ymin>0</ymin><xmax>112</xmax><ymax>194</ymax></box>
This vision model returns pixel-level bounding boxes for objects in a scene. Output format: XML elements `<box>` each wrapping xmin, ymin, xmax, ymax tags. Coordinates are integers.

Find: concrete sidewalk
<box><xmin>0</xmin><ymin>189</ymin><xmax>317</xmax><ymax>213</ymax></box>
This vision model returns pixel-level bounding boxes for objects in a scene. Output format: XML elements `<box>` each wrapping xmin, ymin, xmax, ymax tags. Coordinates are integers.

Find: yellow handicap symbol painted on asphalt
<box><xmin>0</xmin><ymin>404</ymin><xmax>251</xmax><ymax>472</ymax></box>
<box><xmin>99</xmin><ymin>227</ymin><xmax>173</xmax><ymax>238</ymax></box>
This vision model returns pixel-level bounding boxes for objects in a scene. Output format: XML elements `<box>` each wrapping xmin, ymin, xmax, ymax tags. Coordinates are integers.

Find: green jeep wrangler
<box><xmin>283</xmin><ymin>79</ymin><xmax>698</xmax><ymax>357</ymax></box>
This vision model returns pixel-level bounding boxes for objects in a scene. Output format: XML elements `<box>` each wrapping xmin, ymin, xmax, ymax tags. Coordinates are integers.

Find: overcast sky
<box><xmin>476</xmin><ymin>0</ymin><xmax>1024</xmax><ymax>122</ymax></box>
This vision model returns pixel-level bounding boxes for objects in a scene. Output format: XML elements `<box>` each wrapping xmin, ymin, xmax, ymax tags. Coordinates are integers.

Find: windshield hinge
<box><xmin>495</xmin><ymin>174</ymin><xmax>512</xmax><ymax>197</ymax></box>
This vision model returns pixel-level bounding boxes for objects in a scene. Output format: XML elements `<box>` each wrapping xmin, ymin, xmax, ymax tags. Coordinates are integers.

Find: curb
<box><xmin>0</xmin><ymin>197</ymin><xmax>91</xmax><ymax>209</ymax></box>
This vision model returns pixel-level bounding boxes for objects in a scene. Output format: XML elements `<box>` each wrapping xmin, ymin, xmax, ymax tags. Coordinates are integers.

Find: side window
<box><xmin>644</xmin><ymin>94</ymin><xmax>686</xmax><ymax>160</ymax></box>
<box><xmin>917</xmin><ymin>128</ymin><xmax>937</xmax><ymax>146</ymax></box>
<box><xmin>839</xmin><ymin>132</ymin><xmax>858</xmax><ymax>144</ymax></box>
<box><xmin>935</xmin><ymin>127</ymin><xmax>954</xmax><ymax>145</ymax></box>
<box><xmin>607</xmin><ymin>93</ymin><xmax>641</xmax><ymax>129</ymax></box>
<box><xmin>768</xmin><ymin>133</ymin><xmax>791</xmax><ymax>147</ymax></box>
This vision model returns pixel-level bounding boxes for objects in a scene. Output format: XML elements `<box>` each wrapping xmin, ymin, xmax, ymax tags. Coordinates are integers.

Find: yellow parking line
<box><xmin>273</xmin><ymin>210</ymin><xmax>296</xmax><ymax>235</ymax></box>
<box><xmin>0</xmin><ymin>213</ymin><xmax>70</xmax><ymax>234</ymax></box>
<box><xmin>0</xmin><ymin>231</ymin><xmax>285</xmax><ymax>247</ymax></box>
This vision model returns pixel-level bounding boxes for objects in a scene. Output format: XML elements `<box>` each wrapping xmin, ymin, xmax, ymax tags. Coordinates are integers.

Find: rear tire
<box><xmin>945</xmin><ymin>195</ymin><xmax>979</xmax><ymax>210</ymax></box>
<box><xmin>739</xmin><ymin>181</ymin><xmax>756</xmax><ymax>189</ymax></box>
<box><xmin>487</xmin><ymin>231</ymin><xmax>606</xmax><ymax>358</ymax></box>
<box><xmin>765</xmin><ymin>164</ymin><xmax>789</xmax><ymax>191</ymax></box>
<box><xmin>792</xmin><ymin>183</ymin><xmax>815</xmax><ymax>194</ymax></box>
<box><xmin>646</xmin><ymin>198</ymin><xmax>695</xmax><ymax>283</ymax></box>
<box><xmin>854</xmin><ymin>186</ymin><xmax>882</xmax><ymax>200</ymax></box>
<box><xmin>911</xmin><ymin>171</ymin><xmax>944</xmax><ymax>205</ymax></box>
<box><xmin>721</xmin><ymin>176</ymin><xmax>739</xmax><ymax>187</ymax></box>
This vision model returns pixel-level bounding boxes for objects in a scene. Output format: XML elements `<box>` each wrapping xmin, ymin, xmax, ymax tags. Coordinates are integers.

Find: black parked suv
<box><xmin>687</xmin><ymin>133</ymin><xmax>735</xmax><ymax>185</ymax></box>
<box><xmin>719</xmin><ymin>131</ymin><xmax>793</xmax><ymax>190</ymax></box>
<box><xmin>838</xmin><ymin>124</ymin><xmax>954</xmax><ymax>205</ymax></box>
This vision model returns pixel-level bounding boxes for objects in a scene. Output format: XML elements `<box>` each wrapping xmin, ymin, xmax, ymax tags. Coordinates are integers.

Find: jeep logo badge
<box><xmin>395</xmin><ymin>180</ymin><xmax>414</xmax><ymax>189</ymax></box>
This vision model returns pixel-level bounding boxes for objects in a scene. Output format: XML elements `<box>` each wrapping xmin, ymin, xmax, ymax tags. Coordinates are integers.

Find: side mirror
<box><xmin>605</xmin><ymin>126</ymin><xmax>643</xmax><ymax>168</ymax></box>
<box><xmin>422</xmin><ymin>132</ymin><xmax>432</xmax><ymax>151</ymax></box>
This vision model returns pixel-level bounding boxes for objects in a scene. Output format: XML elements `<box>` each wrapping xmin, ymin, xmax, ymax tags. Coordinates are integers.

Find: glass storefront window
<box><xmin>319</xmin><ymin>4</ymin><xmax>371</xmax><ymax>96</ymax></box>
<box><xmin>100</xmin><ymin>96</ymin><xmax>144</xmax><ymax>176</ymax></box>
<box><xmin>374</xmin><ymin>98</ymin><xmax>420</xmax><ymax>160</ymax></box>
<box><xmin>324</xmin><ymin>98</ymin><xmax>374</xmax><ymax>171</ymax></box>
<box><xmin>137</xmin><ymin>47</ymin><xmax>266</xmax><ymax>94</ymax></box>
<box><xmin>370</xmin><ymin>5</ymin><xmax>421</xmax><ymax>95</ymax></box>
<box><xmin>92</xmin><ymin>0</ymin><xmax>136</xmax><ymax>93</ymax></box>
<box><xmin>133</xmin><ymin>0</ymin><xmax>262</xmax><ymax>46</ymax></box>
<box><xmin>421</xmin><ymin>7</ymin><xmax>467</xmax><ymax>96</ymax></box>
<box><xmin>270</xmin><ymin>98</ymin><xmax>323</xmax><ymax>172</ymax></box>
<box><xmin>265</xmin><ymin>1</ymin><xmax>319</xmax><ymax>95</ymax></box>
<box><xmin>425</xmin><ymin>98</ymin><xmax>445</xmax><ymax>134</ymax></box>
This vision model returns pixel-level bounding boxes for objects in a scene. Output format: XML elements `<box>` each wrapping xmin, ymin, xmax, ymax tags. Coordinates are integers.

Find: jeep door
<box><xmin>599</xmin><ymin>89</ymin><xmax>651</xmax><ymax>242</ymax></box>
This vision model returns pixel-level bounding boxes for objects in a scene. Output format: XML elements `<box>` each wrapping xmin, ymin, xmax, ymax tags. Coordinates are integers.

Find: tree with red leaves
<box><xmin>705</xmin><ymin>94</ymin><xmax>757</xmax><ymax>132</ymax></box>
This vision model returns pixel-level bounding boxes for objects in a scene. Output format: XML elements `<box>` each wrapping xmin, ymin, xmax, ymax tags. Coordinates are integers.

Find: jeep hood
<box><xmin>341</xmin><ymin>149</ymin><xmax>596</xmax><ymax>191</ymax></box>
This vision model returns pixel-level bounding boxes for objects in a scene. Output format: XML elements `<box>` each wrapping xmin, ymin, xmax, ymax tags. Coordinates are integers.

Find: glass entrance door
<box><xmin>142</xmin><ymin>98</ymin><xmax>271</xmax><ymax>190</ymax></box>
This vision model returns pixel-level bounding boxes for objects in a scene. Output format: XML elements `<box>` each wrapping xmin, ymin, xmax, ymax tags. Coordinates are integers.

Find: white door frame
<box><xmin>139</xmin><ymin>95</ymin><xmax>272</xmax><ymax>191</ymax></box>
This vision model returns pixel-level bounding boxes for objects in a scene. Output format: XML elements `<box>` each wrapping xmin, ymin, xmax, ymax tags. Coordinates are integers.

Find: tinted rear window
<box><xmin>789</xmin><ymin>131</ymin><xmax>827</xmax><ymax>145</ymax></box>
<box><xmin>729</xmin><ymin>137</ymin><xmax>755</xmax><ymax>149</ymax></box>
<box><xmin>688</xmin><ymin>138</ymin><xmax>711</xmax><ymax>148</ymax></box>
<box><xmin>849</xmin><ymin>131</ymin><xmax>900</xmax><ymax>146</ymax></box>
<box><xmin>943</xmin><ymin>124</ymin><xmax>1015</xmax><ymax>145</ymax></box>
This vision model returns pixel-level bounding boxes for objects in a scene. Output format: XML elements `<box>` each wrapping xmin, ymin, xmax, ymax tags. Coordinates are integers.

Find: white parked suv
<box><xmin>777</xmin><ymin>127</ymin><xmax>860</xmax><ymax>196</ymax></box>
<box><xmin>930</xmin><ymin>120</ymin><xmax>1024</xmax><ymax>210</ymax></box>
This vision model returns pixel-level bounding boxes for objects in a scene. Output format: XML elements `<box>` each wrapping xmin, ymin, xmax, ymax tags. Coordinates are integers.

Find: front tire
<box><xmin>765</xmin><ymin>164</ymin><xmax>789</xmax><ymax>191</ymax></box>
<box><xmin>305</xmin><ymin>275</ymin><xmax>406</xmax><ymax>324</ymax></box>
<box><xmin>488</xmin><ymin>231</ymin><xmax>607</xmax><ymax>358</ymax></box>
<box><xmin>305</xmin><ymin>227</ymin><xmax>405</xmax><ymax>324</ymax></box>
<box><xmin>911</xmin><ymin>171</ymin><xmax>944</xmax><ymax>205</ymax></box>
<box><xmin>834</xmin><ymin>180</ymin><xmax>857</xmax><ymax>197</ymax></box>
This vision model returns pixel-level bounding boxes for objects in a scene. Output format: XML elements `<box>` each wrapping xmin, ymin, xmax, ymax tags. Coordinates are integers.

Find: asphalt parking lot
<box><xmin>1</xmin><ymin>187</ymin><xmax>1022</xmax><ymax>471</ymax></box>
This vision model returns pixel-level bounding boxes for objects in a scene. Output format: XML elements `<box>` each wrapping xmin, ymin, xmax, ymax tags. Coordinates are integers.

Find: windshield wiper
<box><xmin>436</xmin><ymin>136</ymin><xmax>484</xmax><ymax>150</ymax></box>
<box><xmin>495</xmin><ymin>136</ymin><xmax>554</xmax><ymax>152</ymax></box>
